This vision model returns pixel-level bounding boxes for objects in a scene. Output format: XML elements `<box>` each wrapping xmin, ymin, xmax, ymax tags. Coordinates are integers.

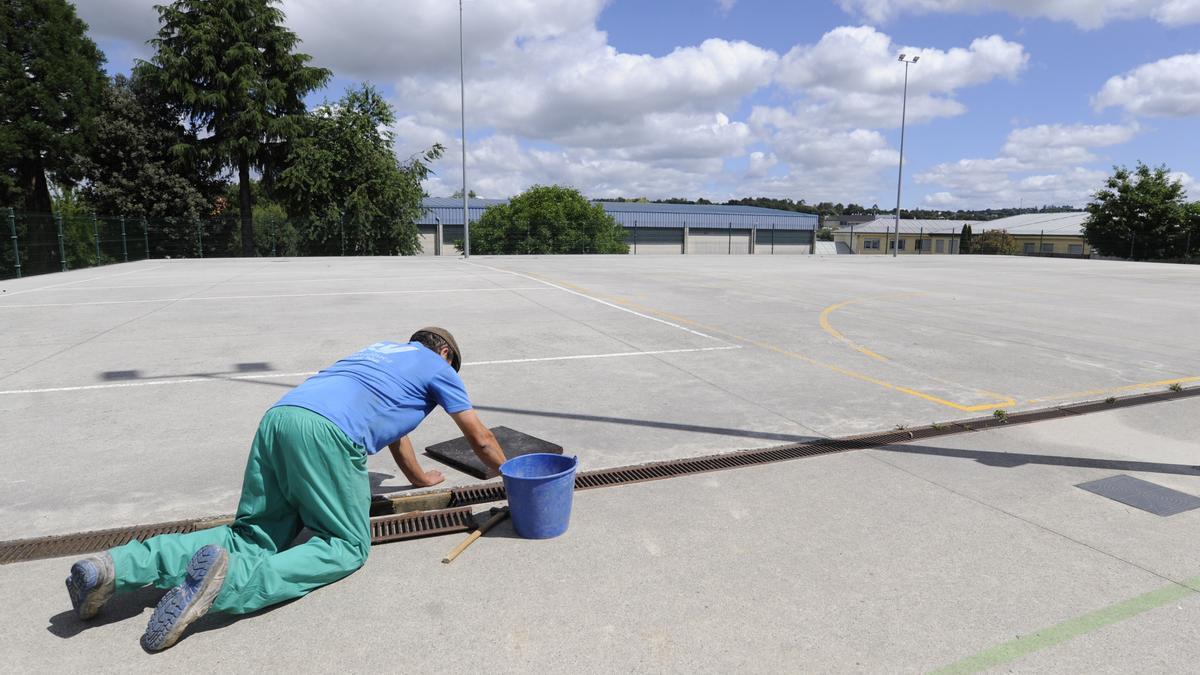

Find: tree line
<box><xmin>2</xmin><ymin>0</ymin><xmax>442</xmax><ymax>275</ymax></box>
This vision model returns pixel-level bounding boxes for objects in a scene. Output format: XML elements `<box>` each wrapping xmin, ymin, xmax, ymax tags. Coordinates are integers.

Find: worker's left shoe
<box><xmin>140</xmin><ymin>544</ymin><xmax>228</xmax><ymax>652</ymax></box>
<box><xmin>65</xmin><ymin>552</ymin><xmax>115</xmax><ymax>621</ymax></box>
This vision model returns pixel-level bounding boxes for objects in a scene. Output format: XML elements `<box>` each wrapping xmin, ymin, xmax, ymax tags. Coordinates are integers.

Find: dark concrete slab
<box><xmin>425</xmin><ymin>426</ymin><xmax>563</xmax><ymax>479</ymax></box>
<box><xmin>1077</xmin><ymin>474</ymin><xmax>1200</xmax><ymax>516</ymax></box>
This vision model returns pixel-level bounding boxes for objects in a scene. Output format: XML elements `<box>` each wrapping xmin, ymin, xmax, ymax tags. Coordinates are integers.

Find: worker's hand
<box><xmin>412</xmin><ymin>469</ymin><xmax>445</xmax><ymax>488</ymax></box>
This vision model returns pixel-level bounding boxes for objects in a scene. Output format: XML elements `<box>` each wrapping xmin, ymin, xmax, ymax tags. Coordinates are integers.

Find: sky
<box><xmin>74</xmin><ymin>0</ymin><xmax>1200</xmax><ymax>209</ymax></box>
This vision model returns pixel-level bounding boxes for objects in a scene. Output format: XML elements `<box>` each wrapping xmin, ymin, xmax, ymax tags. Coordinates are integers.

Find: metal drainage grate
<box><xmin>0</xmin><ymin>516</ymin><xmax>232</xmax><ymax>566</ymax></box>
<box><xmin>370</xmin><ymin>507</ymin><xmax>476</xmax><ymax>543</ymax></box>
<box><xmin>3</xmin><ymin>384</ymin><xmax>1196</xmax><ymax>565</ymax></box>
<box><xmin>0</xmin><ymin>509</ymin><xmax>477</xmax><ymax>565</ymax></box>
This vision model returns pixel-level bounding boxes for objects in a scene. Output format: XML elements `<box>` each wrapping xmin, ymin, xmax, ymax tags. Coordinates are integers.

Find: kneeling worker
<box><xmin>64</xmin><ymin>327</ymin><xmax>504</xmax><ymax>651</ymax></box>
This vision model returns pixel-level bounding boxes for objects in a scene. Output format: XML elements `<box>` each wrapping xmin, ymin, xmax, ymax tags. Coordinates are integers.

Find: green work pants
<box><xmin>107</xmin><ymin>406</ymin><xmax>371</xmax><ymax>614</ymax></box>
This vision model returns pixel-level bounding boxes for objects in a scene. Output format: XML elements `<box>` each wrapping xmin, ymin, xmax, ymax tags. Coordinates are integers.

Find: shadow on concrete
<box><xmin>94</xmin><ymin>362</ymin><xmax>298</xmax><ymax>390</ymax></box>
<box><xmin>47</xmin><ymin>585</ymin><xmax>163</xmax><ymax>638</ymax></box>
<box><xmin>473</xmin><ymin>404</ymin><xmax>817</xmax><ymax>444</ymax></box>
<box><xmin>874</xmin><ymin>443</ymin><xmax>1200</xmax><ymax>476</ymax></box>
<box><xmin>48</xmin><ymin>580</ymin><xmax>299</xmax><ymax>645</ymax></box>
<box><xmin>369</xmin><ymin>471</ymin><xmax>421</xmax><ymax>496</ymax></box>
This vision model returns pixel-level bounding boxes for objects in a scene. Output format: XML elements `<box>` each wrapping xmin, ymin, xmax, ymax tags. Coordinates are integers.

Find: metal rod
<box><xmin>55</xmin><ymin>211</ymin><xmax>67</xmax><ymax>272</ymax></box>
<box><xmin>6</xmin><ymin>207</ymin><xmax>20</xmax><ymax>278</ymax></box>
<box><xmin>120</xmin><ymin>215</ymin><xmax>128</xmax><ymax>262</ymax></box>
<box><xmin>459</xmin><ymin>0</ymin><xmax>470</xmax><ymax>259</ymax></box>
<box><xmin>196</xmin><ymin>217</ymin><xmax>203</xmax><ymax>258</ymax></box>
<box><xmin>92</xmin><ymin>212</ymin><xmax>100</xmax><ymax>263</ymax></box>
<box><xmin>142</xmin><ymin>217</ymin><xmax>149</xmax><ymax>260</ymax></box>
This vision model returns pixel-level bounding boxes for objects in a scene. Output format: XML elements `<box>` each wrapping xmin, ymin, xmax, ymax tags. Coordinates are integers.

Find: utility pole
<box><xmin>459</xmin><ymin>0</ymin><xmax>470</xmax><ymax>258</ymax></box>
<box><xmin>893</xmin><ymin>53</ymin><xmax>919</xmax><ymax>258</ymax></box>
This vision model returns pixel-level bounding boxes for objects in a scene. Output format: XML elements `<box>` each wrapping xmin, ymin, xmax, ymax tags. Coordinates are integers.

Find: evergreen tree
<box><xmin>138</xmin><ymin>0</ymin><xmax>330</xmax><ymax>256</ymax></box>
<box><xmin>77</xmin><ymin>73</ymin><xmax>225</xmax><ymax>257</ymax></box>
<box><xmin>959</xmin><ymin>224</ymin><xmax>973</xmax><ymax>254</ymax></box>
<box><xmin>0</xmin><ymin>0</ymin><xmax>106</xmax><ymax>273</ymax></box>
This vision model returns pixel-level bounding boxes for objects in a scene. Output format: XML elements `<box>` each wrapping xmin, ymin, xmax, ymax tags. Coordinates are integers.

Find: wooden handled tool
<box><xmin>441</xmin><ymin>507</ymin><xmax>510</xmax><ymax>564</ymax></box>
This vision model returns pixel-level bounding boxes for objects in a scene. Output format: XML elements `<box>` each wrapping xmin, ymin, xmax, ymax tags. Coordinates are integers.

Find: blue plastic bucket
<box><xmin>500</xmin><ymin>453</ymin><xmax>578</xmax><ymax>539</ymax></box>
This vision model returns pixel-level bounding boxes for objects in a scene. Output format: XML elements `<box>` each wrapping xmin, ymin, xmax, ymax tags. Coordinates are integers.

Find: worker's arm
<box><xmin>449</xmin><ymin>409</ymin><xmax>506</xmax><ymax>474</ymax></box>
<box><xmin>388</xmin><ymin>436</ymin><xmax>444</xmax><ymax>487</ymax></box>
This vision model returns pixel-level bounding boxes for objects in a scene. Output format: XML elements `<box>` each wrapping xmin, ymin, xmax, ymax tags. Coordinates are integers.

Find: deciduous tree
<box><xmin>468</xmin><ymin>185</ymin><xmax>630</xmax><ymax>255</ymax></box>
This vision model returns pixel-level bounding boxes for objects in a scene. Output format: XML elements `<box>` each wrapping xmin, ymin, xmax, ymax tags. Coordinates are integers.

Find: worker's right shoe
<box><xmin>65</xmin><ymin>552</ymin><xmax>115</xmax><ymax>621</ymax></box>
<box><xmin>140</xmin><ymin>544</ymin><xmax>228</xmax><ymax>652</ymax></box>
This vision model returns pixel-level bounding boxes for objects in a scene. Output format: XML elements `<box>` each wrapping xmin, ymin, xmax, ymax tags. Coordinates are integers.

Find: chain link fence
<box><xmin>1</xmin><ymin>208</ymin><xmax>310</xmax><ymax>279</ymax></box>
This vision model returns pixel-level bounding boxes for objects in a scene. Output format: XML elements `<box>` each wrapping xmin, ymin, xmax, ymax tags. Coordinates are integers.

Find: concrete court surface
<box><xmin>1</xmin><ymin>255</ymin><xmax>1197</xmax><ymax>540</ymax></box>
<box><xmin>1</xmin><ymin>396</ymin><xmax>1199</xmax><ymax>673</ymax></box>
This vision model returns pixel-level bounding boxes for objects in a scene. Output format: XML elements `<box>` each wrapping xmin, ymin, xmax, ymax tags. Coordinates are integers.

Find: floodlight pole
<box><xmin>893</xmin><ymin>54</ymin><xmax>918</xmax><ymax>258</ymax></box>
<box><xmin>459</xmin><ymin>0</ymin><xmax>470</xmax><ymax>258</ymax></box>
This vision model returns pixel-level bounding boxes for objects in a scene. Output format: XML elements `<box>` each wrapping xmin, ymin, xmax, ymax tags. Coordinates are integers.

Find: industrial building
<box><xmin>831</xmin><ymin>212</ymin><xmax>1092</xmax><ymax>257</ymax></box>
<box><xmin>416</xmin><ymin>198</ymin><xmax>819</xmax><ymax>255</ymax></box>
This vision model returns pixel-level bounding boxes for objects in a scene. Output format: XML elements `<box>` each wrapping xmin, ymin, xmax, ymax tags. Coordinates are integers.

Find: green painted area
<box><xmin>933</xmin><ymin>575</ymin><xmax>1200</xmax><ymax>674</ymax></box>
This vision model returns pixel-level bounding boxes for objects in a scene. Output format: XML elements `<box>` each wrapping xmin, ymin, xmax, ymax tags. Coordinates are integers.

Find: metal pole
<box><xmin>196</xmin><ymin>217</ymin><xmax>203</xmax><ymax>258</ymax></box>
<box><xmin>271</xmin><ymin>217</ymin><xmax>277</xmax><ymax>257</ymax></box>
<box><xmin>1186</xmin><ymin>229</ymin><xmax>1193</xmax><ymax>259</ymax></box>
<box><xmin>728</xmin><ymin>222</ymin><xmax>732</xmax><ymax>255</ymax></box>
<box><xmin>92</xmin><ymin>212</ymin><xmax>101</xmax><ymax>263</ymax></box>
<box><xmin>142</xmin><ymin>217</ymin><xmax>149</xmax><ymax>260</ymax></box>
<box><xmin>633</xmin><ymin>219</ymin><xmax>638</xmax><ymax>255</ymax></box>
<box><xmin>458</xmin><ymin>0</ymin><xmax>470</xmax><ymax>258</ymax></box>
<box><xmin>771</xmin><ymin>224</ymin><xmax>775</xmax><ymax>254</ymax></box>
<box><xmin>120</xmin><ymin>214</ymin><xmax>128</xmax><ymax>262</ymax></box>
<box><xmin>894</xmin><ymin>57</ymin><xmax>915</xmax><ymax>258</ymax></box>
<box><xmin>341</xmin><ymin>212</ymin><xmax>346</xmax><ymax>256</ymax></box>
<box><xmin>55</xmin><ymin>211</ymin><xmax>67</xmax><ymax>271</ymax></box>
<box><xmin>1039</xmin><ymin>230</ymin><xmax>1044</xmax><ymax>256</ymax></box>
<box><xmin>434</xmin><ymin>215</ymin><xmax>443</xmax><ymax>256</ymax></box>
<box><xmin>7</xmin><ymin>207</ymin><xmax>20</xmax><ymax>278</ymax></box>
<box><xmin>1129</xmin><ymin>231</ymin><xmax>1135</xmax><ymax>259</ymax></box>
<box><xmin>849</xmin><ymin>222</ymin><xmax>854</xmax><ymax>253</ymax></box>
<box><xmin>919</xmin><ymin>226</ymin><xmax>923</xmax><ymax>254</ymax></box>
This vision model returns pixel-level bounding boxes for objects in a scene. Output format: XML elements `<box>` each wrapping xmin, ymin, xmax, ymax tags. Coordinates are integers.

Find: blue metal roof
<box><xmin>418</xmin><ymin>198</ymin><xmax>817</xmax><ymax>230</ymax></box>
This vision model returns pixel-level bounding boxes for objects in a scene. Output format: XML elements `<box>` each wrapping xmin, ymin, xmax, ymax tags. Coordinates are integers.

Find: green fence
<box><xmin>1</xmin><ymin>208</ymin><xmax>308</xmax><ymax>279</ymax></box>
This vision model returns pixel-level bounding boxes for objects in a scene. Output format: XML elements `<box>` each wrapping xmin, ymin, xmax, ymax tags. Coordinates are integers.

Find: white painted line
<box><xmin>0</xmin><ymin>345</ymin><xmax>741</xmax><ymax>395</ymax></box>
<box><xmin>465</xmin><ymin>261</ymin><xmax>724</xmax><ymax>341</ymax></box>
<box><xmin>0</xmin><ymin>286</ymin><xmax>552</xmax><ymax>308</ymax></box>
<box><xmin>42</xmin><ymin>273</ymin><xmax>513</xmax><ymax>291</ymax></box>
<box><xmin>465</xmin><ymin>345</ymin><xmax>740</xmax><ymax>366</ymax></box>
<box><xmin>0</xmin><ymin>265</ymin><xmax>165</xmax><ymax>298</ymax></box>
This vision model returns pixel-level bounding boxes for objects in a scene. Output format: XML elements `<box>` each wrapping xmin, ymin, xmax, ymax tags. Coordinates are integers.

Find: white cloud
<box><xmin>717</xmin><ymin>0</ymin><xmax>738</xmax><ymax>13</ymax></box>
<box><xmin>915</xmin><ymin>123</ymin><xmax>1138</xmax><ymax>206</ymax></box>
<box><xmin>775</xmin><ymin>27</ymin><xmax>1026</xmax><ymax>128</ymax></box>
<box><xmin>837</xmin><ymin>0</ymin><xmax>1200</xmax><ymax>29</ymax></box>
<box><xmin>1094</xmin><ymin>53</ymin><xmax>1200</xmax><ymax>117</ymax></box>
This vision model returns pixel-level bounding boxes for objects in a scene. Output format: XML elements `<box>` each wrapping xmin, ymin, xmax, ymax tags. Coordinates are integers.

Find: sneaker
<box><xmin>65</xmin><ymin>552</ymin><xmax>116</xmax><ymax>621</ymax></box>
<box><xmin>140</xmin><ymin>544</ymin><xmax>228</xmax><ymax>652</ymax></box>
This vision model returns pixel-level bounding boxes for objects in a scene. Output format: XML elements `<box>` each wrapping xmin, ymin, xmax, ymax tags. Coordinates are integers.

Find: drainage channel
<box><xmin>2</xmin><ymin>386</ymin><xmax>1195</xmax><ymax>565</ymax></box>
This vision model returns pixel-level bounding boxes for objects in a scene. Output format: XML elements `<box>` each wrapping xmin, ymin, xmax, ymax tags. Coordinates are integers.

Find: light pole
<box><xmin>893</xmin><ymin>53</ymin><xmax>918</xmax><ymax>258</ymax></box>
<box><xmin>458</xmin><ymin>0</ymin><xmax>470</xmax><ymax>258</ymax></box>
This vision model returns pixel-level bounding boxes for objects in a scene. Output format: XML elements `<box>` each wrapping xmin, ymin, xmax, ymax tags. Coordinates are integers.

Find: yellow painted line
<box><xmin>1026</xmin><ymin>376</ymin><xmax>1200</xmax><ymax>404</ymax></box>
<box><xmin>541</xmin><ymin>280</ymin><xmax>1017</xmax><ymax>413</ymax></box>
<box><xmin>735</xmin><ymin>335</ymin><xmax>1016</xmax><ymax>412</ymax></box>
<box><xmin>819</xmin><ymin>299</ymin><xmax>890</xmax><ymax>361</ymax></box>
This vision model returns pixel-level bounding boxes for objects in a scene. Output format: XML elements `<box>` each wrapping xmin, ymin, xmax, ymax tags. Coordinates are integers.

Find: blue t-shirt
<box><xmin>273</xmin><ymin>341</ymin><xmax>472</xmax><ymax>454</ymax></box>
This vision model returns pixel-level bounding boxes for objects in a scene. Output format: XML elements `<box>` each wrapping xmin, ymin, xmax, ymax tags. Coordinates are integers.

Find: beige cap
<box><xmin>415</xmin><ymin>326</ymin><xmax>461</xmax><ymax>372</ymax></box>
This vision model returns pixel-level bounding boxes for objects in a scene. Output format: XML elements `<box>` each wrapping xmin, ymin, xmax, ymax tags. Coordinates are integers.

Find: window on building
<box><xmin>1023</xmin><ymin>242</ymin><xmax>1035</xmax><ymax>254</ymax></box>
<box><xmin>1040</xmin><ymin>243</ymin><xmax>1054</xmax><ymax>253</ymax></box>
<box><xmin>864</xmin><ymin>238</ymin><xmax>880</xmax><ymax>249</ymax></box>
<box><xmin>936</xmin><ymin>239</ymin><xmax>945</xmax><ymax>253</ymax></box>
<box><xmin>1069</xmin><ymin>244</ymin><xmax>1083</xmax><ymax>255</ymax></box>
